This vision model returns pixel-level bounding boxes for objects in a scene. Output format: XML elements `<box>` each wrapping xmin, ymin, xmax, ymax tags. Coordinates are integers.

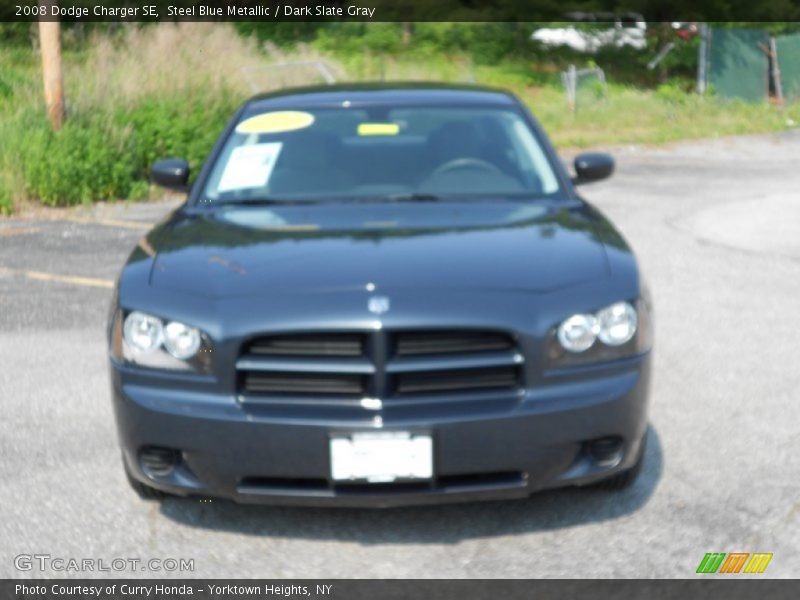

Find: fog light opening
<box><xmin>587</xmin><ymin>436</ymin><xmax>624</xmax><ymax>468</ymax></box>
<box><xmin>139</xmin><ymin>446</ymin><xmax>181</xmax><ymax>479</ymax></box>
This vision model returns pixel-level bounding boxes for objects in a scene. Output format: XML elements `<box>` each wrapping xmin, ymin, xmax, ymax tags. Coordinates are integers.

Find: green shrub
<box><xmin>0</xmin><ymin>76</ymin><xmax>12</xmax><ymax>101</ymax></box>
<box><xmin>314</xmin><ymin>23</ymin><xmax>521</xmax><ymax>66</ymax></box>
<box><xmin>2</xmin><ymin>88</ymin><xmax>239</xmax><ymax>207</ymax></box>
<box><xmin>315</xmin><ymin>23</ymin><xmax>404</xmax><ymax>56</ymax></box>
<box><xmin>0</xmin><ymin>185</ymin><xmax>11</xmax><ymax>215</ymax></box>
<box><xmin>121</xmin><ymin>89</ymin><xmax>239</xmax><ymax>181</ymax></box>
<box><xmin>579</xmin><ymin>78</ymin><xmax>608</xmax><ymax>102</ymax></box>
<box><xmin>655</xmin><ymin>81</ymin><xmax>691</xmax><ymax>105</ymax></box>
<box><xmin>13</xmin><ymin>112</ymin><xmax>136</xmax><ymax>206</ymax></box>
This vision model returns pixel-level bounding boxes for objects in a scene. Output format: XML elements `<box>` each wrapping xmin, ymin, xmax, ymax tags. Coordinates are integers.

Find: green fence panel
<box><xmin>776</xmin><ymin>33</ymin><xmax>800</xmax><ymax>101</ymax></box>
<box><xmin>709</xmin><ymin>28</ymin><xmax>769</xmax><ymax>102</ymax></box>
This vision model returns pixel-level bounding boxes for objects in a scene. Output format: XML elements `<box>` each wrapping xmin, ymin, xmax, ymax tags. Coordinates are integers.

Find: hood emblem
<box><xmin>368</xmin><ymin>296</ymin><xmax>390</xmax><ymax>315</ymax></box>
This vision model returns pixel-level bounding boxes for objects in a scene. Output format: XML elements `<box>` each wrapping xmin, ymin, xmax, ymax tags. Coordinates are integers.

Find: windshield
<box><xmin>201</xmin><ymin>105</ymin><xmax>561</xmax><ymax>204</ymax></box>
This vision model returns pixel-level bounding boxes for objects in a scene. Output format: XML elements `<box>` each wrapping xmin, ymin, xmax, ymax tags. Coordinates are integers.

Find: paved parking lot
<box><xmin>1</xmin><ymin>133</ymin><xmax>798</xmax><ymax>578</ymax></box>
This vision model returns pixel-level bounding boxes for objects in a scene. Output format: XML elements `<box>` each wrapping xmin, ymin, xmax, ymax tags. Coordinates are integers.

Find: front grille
<box><xmin>393</xmin><ymin>366</ymin><xmax>520</xmax><ymax>396</ymax></box>
<box><xmin>237</xmin><ymin>329</ymin><xmax>523</xmax><ymax>406</ymax></box>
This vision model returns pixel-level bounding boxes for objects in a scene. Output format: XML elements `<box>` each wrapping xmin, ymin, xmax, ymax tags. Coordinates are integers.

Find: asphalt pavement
<box><xmin>1</xmin><ymin>133</ymin><xmax>798</xmax><ymax>578</ymax></box>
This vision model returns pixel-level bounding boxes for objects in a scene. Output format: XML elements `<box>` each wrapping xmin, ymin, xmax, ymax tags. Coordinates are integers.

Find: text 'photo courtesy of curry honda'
<box><xmin>108</xmin><ymin>83</ymin><xmax>653</xmax><ymax>508</ymax></box>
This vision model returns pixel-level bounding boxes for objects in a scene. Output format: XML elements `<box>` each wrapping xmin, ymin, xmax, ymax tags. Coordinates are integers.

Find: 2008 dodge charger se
<box><xmin>108</xmin><ymin>83</ymin><xmax>653</xmax><ymax>507</ymax></box>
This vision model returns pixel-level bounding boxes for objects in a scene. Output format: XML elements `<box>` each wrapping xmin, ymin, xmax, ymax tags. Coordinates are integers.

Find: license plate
<box><xmin>330</xmin><ymin>432</ymin><xmax>433</xmax><ymax>483</ymax></box>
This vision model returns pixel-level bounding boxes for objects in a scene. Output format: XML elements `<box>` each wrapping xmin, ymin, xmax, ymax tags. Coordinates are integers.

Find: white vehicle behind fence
<box><xmin>531</xmin><ymin>14</ymin><xmax>647</xmax><ymax>53</ymax></box>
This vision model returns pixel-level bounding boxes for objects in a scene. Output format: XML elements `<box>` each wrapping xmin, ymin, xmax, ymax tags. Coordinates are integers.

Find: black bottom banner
<box><xmin>3</xmin><ymin>579</ymin><xmax>798</xmax><ymax>600</ymax></box>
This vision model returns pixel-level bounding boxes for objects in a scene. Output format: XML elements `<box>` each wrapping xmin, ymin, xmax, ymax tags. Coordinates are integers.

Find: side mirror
<box><xmin>572</xmin><ymin>153</ymin><xmax>614</xmax><ymax>185</ymax></box>
<box><xmin>151</xmin><ymin>159</ymin><xmax>190</xmax><ymax>191</ymax></box>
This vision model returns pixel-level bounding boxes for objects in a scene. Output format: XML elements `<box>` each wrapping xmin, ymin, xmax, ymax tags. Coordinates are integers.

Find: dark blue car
<box><xmin>108</xmin><ymin>83</ymin><xmax>653</xmax><ymax>507</ymax></box>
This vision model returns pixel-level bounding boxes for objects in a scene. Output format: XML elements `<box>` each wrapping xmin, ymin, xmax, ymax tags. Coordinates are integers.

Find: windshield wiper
<box><xmin>210</xmin><ymin>197</ymin><xmax>321</xmax><ymax>207</ymax></box>
<box><xmin>207</xmin><ymin>192</ymin><xmax>526</xmax><ymax>207</ymax></box>
<box><xmin>214</xmin><ymin>194</ymin><xmax>447</xmax><ymax>206</ymax></box>
<box><xmin>378</xmin><ymin>193</ymin><xmax>539</xmax><ymax>203</ymax></box>
<box><xmin>382</xmin><ymin>193</ymin><xmax>445</xmax><ymax>203</ymax></box>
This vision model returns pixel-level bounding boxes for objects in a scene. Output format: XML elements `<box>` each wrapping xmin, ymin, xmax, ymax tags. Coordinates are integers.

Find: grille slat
<box><xmin>247</xmin><ymin>334</ymin><xmax>365</xmax><ymax>357</ymax></box>
<box><xmin>393</xmin><ymin>367</ymin><xmax>519</xmax><ymax>396</ymax></box>
<box><xmin>395</xmin><ymin>331</ymin><xmax>513</xmax><ymax>356</ymax></box>
<box><xmin>386</xmin><ymin>351</ymin><xmax>520</xmax><ymax>374</ymax></box>
<box><xmin>237</xmin><ymin>355</ymin><xmax>375</xmax><ymax>374</ymax></box>
<box><xmin>242</xmin><ymin>372</ymin><xmax>366</xmax><ymax>396</ymax></box>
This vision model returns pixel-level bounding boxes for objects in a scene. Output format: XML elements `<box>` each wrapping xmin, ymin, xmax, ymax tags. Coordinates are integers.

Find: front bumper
<box><xmin>110</xmin><ymin>353</ymin><xmax>651</xmax><ymax>507</ymax></box>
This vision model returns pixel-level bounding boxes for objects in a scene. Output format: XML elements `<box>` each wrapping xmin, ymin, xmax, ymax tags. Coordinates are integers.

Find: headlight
<box><xmin>557</xmin><ymin>302</ymin><xmax>637</xmax><ymax>353</ymax></box>
<box><xmin>123</xmin><ymin>311</ymin><xmax>164</xmax><ymax>353</ymax></box>
<box><xmin>549</xmin><ymin>299</ymin><xmax>649</xmax><ymax>367</ymax></box>
<box><xmin>596</xmin><ymin>302</ymin><xmax>637</xmax><ymax>346</ymax></box>
<box><xmin>557</xmin><ymin>314</ymin><xmax>600</xmax><ymax>353</ymax></box>
<box><xmin>163</xmin><ymin>321</ymin><xmax>201</xmax><ymax>360</ymax></box>
<box><xmin>114</xmin><ymin>310</ymin><xmax>209</xmax><ymax>371</ymax></box>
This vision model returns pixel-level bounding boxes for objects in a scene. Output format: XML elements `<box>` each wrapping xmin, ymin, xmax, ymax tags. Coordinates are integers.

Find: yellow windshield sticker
<box><xmin>357</xmin><ymin>122</ymin><xmax>400</xmax><ymax>136</ymax></box>
<box><xmin>236</xmin><ymin>111</ymin><xmax>315</xmax><ymax>135</ymax></box>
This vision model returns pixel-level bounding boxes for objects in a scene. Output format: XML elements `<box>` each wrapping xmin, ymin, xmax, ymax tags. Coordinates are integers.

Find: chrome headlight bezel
<box><xmin>596</xmin><ymin>301</ymin><xmax>638</xmax><ymax>347</ymax></box>
<box><xmin>548</xmin><ymin>298</ymin><xmax>652</xmax><ymax>368</ymax></box>
<box><xmin>122</xmin><ymin>311</ymin><xmax>165</xmax><ymax>353</ymax></box>
<box><xmin>556</xmin><ymin>313</ymin><xmax>600</xmax><ymax>353</ymax></box>
<box><xmin>110</xmin><ymin>309</ymin><xmax>211</xmax><ymax>373</ymax></box>
<box><xmin>163</xmin><ymin>321</ymin><xmax>202</xmax><ymax>360</ymax></box>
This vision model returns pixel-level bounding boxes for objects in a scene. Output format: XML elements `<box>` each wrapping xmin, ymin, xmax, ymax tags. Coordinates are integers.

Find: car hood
<box><xmin>149</xmin><ymin>201</ymin><xmax>611</xmax><ymax>298</ymax></box>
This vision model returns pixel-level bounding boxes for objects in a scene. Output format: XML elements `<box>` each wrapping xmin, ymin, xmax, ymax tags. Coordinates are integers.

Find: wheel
<box><xmin>593</xmin><ymin>434</ymin><xmax>647</xmax><ymax>491</ymax></box>
<box><xmin>124</xmin><ymin>462</ymin><xmax>166</xmax><ymax>501</ymax></box>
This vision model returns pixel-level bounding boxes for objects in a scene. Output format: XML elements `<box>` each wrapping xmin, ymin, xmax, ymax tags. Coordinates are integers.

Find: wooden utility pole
<box><xmin>697</xmin><ymin>24</ymin><xmax>709</xmax><ymax>95</ymax></box>
<box><xmin>771</xmin><ymin>37</ymin><xmax>784</xmax><ymax>107</ymax></box>
<box><xmin>401</xmin><ymin>22</ymin><xmax>413</xmax><ymax>47</ymax></box>
<box><xmin>38</xmin><ymin>5</ymin><xmax>64</xmax><ymax>131</ymax></box>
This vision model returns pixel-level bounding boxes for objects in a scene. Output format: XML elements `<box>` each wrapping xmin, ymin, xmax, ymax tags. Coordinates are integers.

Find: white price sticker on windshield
<box><xmin>218</xmin><ymin>143</ymin><xmax>282</xmax><ymax>192</ymax></box>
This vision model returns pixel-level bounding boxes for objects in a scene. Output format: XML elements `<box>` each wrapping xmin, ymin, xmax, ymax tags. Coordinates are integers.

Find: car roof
<box><xmin>244</xmin><ymin>82</ymin><xmax>520</xmax><ymax>112</ymax></box>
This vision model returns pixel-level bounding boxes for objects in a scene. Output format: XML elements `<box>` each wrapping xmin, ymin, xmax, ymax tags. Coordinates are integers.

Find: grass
<box><xmin>1</xmin><ymin>23</ymin><xmax>798</xmax><ymax>213</ymax></box>
<box><xmin>532</xmin><ymin>85</ymin><xmax>799</xmax><ymax>148</ymax></box>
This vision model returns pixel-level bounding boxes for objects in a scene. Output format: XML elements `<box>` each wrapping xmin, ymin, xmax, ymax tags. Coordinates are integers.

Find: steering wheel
<box><xmin>430</xmin><ymin>158</ymin><xmax>503</xmax><ymax>178</ymax></box>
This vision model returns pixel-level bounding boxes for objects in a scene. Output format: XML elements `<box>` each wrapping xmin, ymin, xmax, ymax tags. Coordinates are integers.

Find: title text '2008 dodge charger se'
<box><xmin>108</xmin><ymin>84</ymin><xmax>653</xmax><ymax>507</ymax></box>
